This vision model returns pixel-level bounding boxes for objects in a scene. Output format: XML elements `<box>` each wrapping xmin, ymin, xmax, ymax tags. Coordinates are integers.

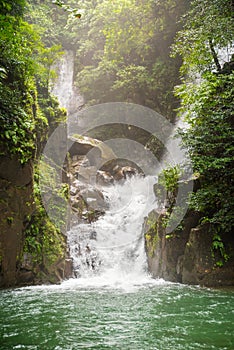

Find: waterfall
<box><xmin>49</xmin><ymin>52</ymin><xmax>192</xmax><ymax>288</ymax></box>
<box><xmin>67</xmin><ymin>175</ymin><xmax>157</xmax><ymax>287</ymax></box>
<box><xmin>50</xmin><ymin>50</ymin><xmax>83</xmax><ymax>114</ymax></box>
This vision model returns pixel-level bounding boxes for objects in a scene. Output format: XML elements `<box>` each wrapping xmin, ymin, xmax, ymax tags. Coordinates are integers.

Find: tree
<box><xmin>52</xmin><ymin>0</ymin><xmax>81</xmax><ymax>18</ymax></box>
<box><xmin>65</xmin><ymin>0</ymin><xmax>187</xmax><ymax>118</ymax></box>
<box><xmin>0</xmin><ymin>0</ymin><xmax>26</xmax><ymax>17</ymax></box>
<box><xmin>0</xmin><ymin>0</ymin><xmax>67</xmax><ymax>160</ymax></box>
<box><xmin>172</xmin><ymin>0</ymin><xmax>234</xmax><ymax>74</ymax></box>
<box><xmin>173</xmin><ymin>0</ymin><xmax>234</xmax><ymax>237</ymax></box>
<box><xmin>36</xmin><ymin>44</ymin><xmax>64</xmax><ymax>96</ymax></box>
<box><xmin>0</xmin><ymin>2</ymin><xmax>40</xmax><ymax>161</ymax></box>
<box><xmin>177</xmin><ymin>73</ymin><xmax>234</xmax><ymax>234</ymax></box>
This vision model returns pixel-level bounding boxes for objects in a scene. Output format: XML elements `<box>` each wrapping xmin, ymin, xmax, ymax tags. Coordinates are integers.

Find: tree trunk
<box><xmin>209</xmin><ymin>38</ymin><xmax>221</xmax><ymax>73</ymax></box>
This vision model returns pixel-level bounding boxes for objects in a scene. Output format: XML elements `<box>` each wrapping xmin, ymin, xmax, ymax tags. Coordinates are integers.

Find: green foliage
<box><xmin>161</xmin><ymin>206</ymin><xmax>186</xmax><ymax>233</ymax></box>
<box><xmin>156</xmin><ymin>165</ymin><xmax>183</xmax><ymax>231</ymax></box>
<box><xmin>26</xmin><ymin>0</ymin><xmax>64</xmax><ymax>46</ymax></box>
<box><xmin>0</xmin><ymin>11</ymin><xmax>39</xmax><ymax>162</ymax></box>
<box><xmin>24</xmin><ymin>163</ymin><xmax>68</xmax><ymax>266</ymax></box>
<box><xmin>37</xmin><ymin>93</ymin><xmax>67</xmax><ymax>138</ymax></box>
<box><xmin>172</xmin><ymin>0</ymin><xmax>234</xmax><ymax>74</ymax></box>
<box><xmin>36</xmin><ymin>44</ymin><xmax>64</xmax><ymax>94</ymax></box>
<box><xmin>0</xmin><ymin>1</ymin><xmax>67</xmax><ymax>162</ymax></box>
<box><xmin>0</xmin><ymin>1</ymin><xmax>69</xmax><ymax>280</ymax></box>
<box><xmin>0</xmin><ymin>0</ymin><xmax>26</xmax><ymax>17</ymax></box>
<box><xmin>159</xmin><ymin>165</ymin><xmax>181</xmax><ymax>193</ymax></box>
<box><xmin>212</xmin><ymin>233</ymin><xmax>230</xmax><ymax>267</ymax></box>
<box><xmin>177</xmin><ymin>73</ymin><xmax>234</xmax><ymax>234</ymax></box>
<box><xmin>145</xmin><ymin>211</ymin><xmax>163</xmax><ymax>257</ymax></box>
<box><xmin>23</xmin><ymin>207</ymin><xmax>65</xmax><ymax>266</ymax></box>
<box><xmin>6</xmin><ymin>216</ymin><xmax>14</xmax><ymax>225</ymax></box>
<box><xmin>38</xmin><ymin>161</ymin><xmax>68</xmax><ymax>231</ymax></box>
<box><xmin>26</xmin><ymin>0</ymin><xmax>80</xmax><ymax>47</ymax></box>
<box><xmin>67</xmin><ymin>0</ymin><xmax>187</xmax><ymax>117</ymax></box>
<box><xmin>52</xmin><ymin>0</ymin><xmax>81</xmax><ymax>18</ymax></box>
<box><xmin>173</xmin><ymin>0</ymin><xmax>234</xmax><ymax>241</ymax></box>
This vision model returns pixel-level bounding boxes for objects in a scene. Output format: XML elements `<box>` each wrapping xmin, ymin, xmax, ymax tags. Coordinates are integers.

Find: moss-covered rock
<box><xmin>144</xmin><ymin>206</ymin><xmax>234</xmax><ymax>286</ymax></box>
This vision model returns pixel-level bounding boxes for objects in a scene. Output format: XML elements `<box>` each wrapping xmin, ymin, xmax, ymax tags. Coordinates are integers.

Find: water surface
<box><xmin>1</xmin><ymin>279</ymin><xmax>233</xmax><ymax>350</ymax></box>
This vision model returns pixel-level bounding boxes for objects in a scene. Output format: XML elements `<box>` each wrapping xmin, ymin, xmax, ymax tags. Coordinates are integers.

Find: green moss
<box><xmin>145</xmin><ymin>231</ymin><xmax>158</xmax><ymax>258</ymax></box>
<box><xmin>22</xmin><ymin>160</ymin><xmax>68</xmax><ymax>276</ymax></box>
<box><xmin>145</xmin><ymin>214</ymin><xmax>159</xmax><ymax>258</ymax></box>
<box><xmin>23</xmin><ymin>207</ymin><xmax>65</xmax><ymax>267</ymax></box>
<box><xmin>38</xmin><ymin>160</ymin><xmax>69</xmax><ymax>231</ymax></box>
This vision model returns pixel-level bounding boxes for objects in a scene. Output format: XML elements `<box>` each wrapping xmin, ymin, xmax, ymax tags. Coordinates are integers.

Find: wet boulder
<box><xmin>96</xmin><ymin>170</ymin><xmax>114</xmax><ymax>186</ymax></box>
<box><xmin>112</xmin><ymin>165</ymin><xmax>138</xmax><ymax>181</ymax></box>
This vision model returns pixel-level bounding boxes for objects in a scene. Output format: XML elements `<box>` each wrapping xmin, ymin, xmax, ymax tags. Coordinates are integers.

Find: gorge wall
<box><xmin>144</xmin><ymin>184</ymin><xmax>234</xmax><ymax>287</ymax></box>
<box><xmin>0</xmin><ymin>49</ymin><xmax>78</xmax><ymax>288</ymax></box>
<box><xmin>0</xmin><ymin>159</ymin><xmax>34</xmax><ymax>286</ymax></box>
<box><xmin>0</xmin><ymin>155</ymin><xmax>73</xmax><ymax>288</ymax></box>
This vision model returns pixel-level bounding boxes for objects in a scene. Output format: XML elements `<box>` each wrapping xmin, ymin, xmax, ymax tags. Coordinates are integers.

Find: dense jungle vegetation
<box><xmin>173</xmin><ymin>0</ymin><xmax>234</xmax><ymax>250</ymax></box>
<box><xmin>0</xmin><ymin>0</ymin><xmax>233</xmax><ymax>285</ymax></box>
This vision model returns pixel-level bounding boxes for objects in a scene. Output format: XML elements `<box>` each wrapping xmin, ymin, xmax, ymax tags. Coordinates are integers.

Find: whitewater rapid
<box><xmin>67</xmin><ymin>175</ymin><xmax>158</xmax><ymax>289</ymax></box>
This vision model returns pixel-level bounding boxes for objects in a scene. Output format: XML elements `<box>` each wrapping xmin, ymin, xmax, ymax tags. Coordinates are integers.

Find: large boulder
<box><xmin>96</xmin><ymin>170</ymin><xmax>114</xmax><ymax>186</ymax></box>
<box><xmin>144</xmin><ymin>207</ymin><xmax>234</xmax><ymax>286</ymax></box>
<box><xmin>68</xmin><ymin>135</ymin><xmax>116</xmax><ymax>166</ymax></box>
<box><xmin>182</xmin><ymin>225</ymin><xmax>234</xmax><ymax>286</ymax></box>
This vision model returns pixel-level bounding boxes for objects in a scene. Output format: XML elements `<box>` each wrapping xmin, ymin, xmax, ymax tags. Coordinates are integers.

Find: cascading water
<box><xmin>67</xmin><ymin>175</ymin><xmax>157</xmax><ymax>287</ymax></box>
<box><xmin>49</xmin><ymin>51</ymin><xmax>192</xmax><ymax>289</ymax></box>
<box><xmin>50</xmin><ymin>50</ymin><xmax>83</xmax><ymax>114</ymax></box>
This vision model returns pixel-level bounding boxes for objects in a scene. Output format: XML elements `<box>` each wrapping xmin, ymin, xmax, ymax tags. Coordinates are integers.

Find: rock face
<box><xmin>67</xmin><ymin>160</ymin><xmax>141</xmax><ymax>226</ymax></box>
<box><xmin>66</xmin><ymin>137</ymin><xmax>142</xmax><ymax>227</ymax></box>
<box><xmin>182</xmin><ymin>226</ymin><xmax>234</xmax><ymax>286</ymax></box>
<box><xmin>144</xmin><ymin>209</ymin><xmax>200</xmax><ymax>283</ymax></box>
<box><xmin>144</xmin><ymin>191</ymin><xmax>234</xmax><ymax>287</ymax></box>
<box><xmin>0</xmin><ymin>157</ymin><xmax>34</xmax><ymax>287</ymax></box>
<box><xmin>0</xmin><ymin>156</ymin><xmax>72</xmax><ymax>288</ymax></box>
<box><xmin>17</xmin><ymin>254</ymin><xmax>73</xmax><ymax>286</ymax></box>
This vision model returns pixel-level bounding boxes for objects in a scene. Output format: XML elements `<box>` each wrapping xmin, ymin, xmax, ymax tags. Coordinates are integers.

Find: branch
<box><xmin>52</xmin><ymin>0</ymin><xmax>81</xmax><ymax>18</ymax></box>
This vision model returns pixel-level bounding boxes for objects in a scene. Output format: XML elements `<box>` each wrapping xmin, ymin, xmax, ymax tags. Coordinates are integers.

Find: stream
<box><xmin>0</xmin><ymin>282</ymin><xmax>233</xmax><ymax>349</ymax></box>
